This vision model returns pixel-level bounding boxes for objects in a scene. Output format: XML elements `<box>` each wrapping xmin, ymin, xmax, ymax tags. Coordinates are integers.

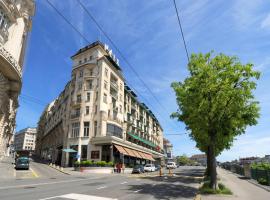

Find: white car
<box><xmin>166</xmin><ymin>162</ymin><xmax>177</xmax><ymax>169</ymax></box>
<box><xmin>144</xmin><ymin>164</ymin><xmax>155</xmax><ymax>172</ymax></box>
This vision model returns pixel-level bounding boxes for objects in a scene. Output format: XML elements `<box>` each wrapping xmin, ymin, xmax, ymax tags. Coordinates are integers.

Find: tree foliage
<box><xmin>171</xmin><ymin>52</ymin><xmax>260</xmax><ymax>188</ymax></box>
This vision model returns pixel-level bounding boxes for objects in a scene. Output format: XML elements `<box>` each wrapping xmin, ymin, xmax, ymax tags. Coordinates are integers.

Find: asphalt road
<box><xmin>0</xmin><ymin>166</ymin><xmax>205</xmax><ymax>200</ymax></box>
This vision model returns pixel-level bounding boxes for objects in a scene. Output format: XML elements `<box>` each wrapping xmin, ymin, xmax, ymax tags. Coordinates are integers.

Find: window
<box><xmin>77</xmin><ymin>95</ymin><xmax>81</xmax><ymax>103</ymax></box>
<box><xmin>104</xmin><ymin>81</ymin><xmax>108</xmax><ymax>90</ymax></box>
<box><xmin>75</xmin><ymin>108</ymin><xmax>80</xmax><ymax>116</ymax></box>
<box><xmin>79</xmin><ymin>60</ymin><xmax>82</xmax><ymax>65</ymax></box>
<box><xmin>95</xmin><ymin>91</ymin><xmax>98</xmax><ymax>101</ymax></box>
<box><xmin>71</xmin><ymin>122</ymin><xmax>80</xmax><ymax>138</ymax></box>
<box><xmin>120</xmin><ymin>94</ymin><xmax>122</xmax><ymax>101</ymax></box>
<box><xmin>120</xmin><ymin>83</ymin><xmax>122</xmax><ymax>90</ymax></box>
<box><xmin>94</xmin><ymin>121</ymin><xmax>98</xmax><ymax>136</ymax></box>
<box><xmin>86</xmin><ymin>106</ymin><xmax>90</xmax><ymax>115</ymax></box>
<box><xmin>89</xmin><ymin>69</ymin><xmax>93</xmax><ymax>76</ymax></box>
<box><xmin>86</xmin><ymin>80</ymin><xmax>92</xmax><ymax>90</ymax></box>
<box><xmin>105</xmin><ymin>68</ymin><xmax>108</xmax><ymax>77</ymax></box>
<box><xmin>89</xmin><ymin>55</ymin><xmax>93</xmax><ymax>60</ymax></box>
<box><xmin>78</xmin><ymin>82</ymin><xmax>82</xmax><ymax>90</ymax></box>
<box><xmin>119</xmin><ymin>105</ymin><xmax>122</xmax><ymax>113</ymax></box>
<box><xmin>107</xmin><ymin>123</ymin><xmax>123</xmax><ymax>138</ymax></box>
<box><xmin>103</xmin><ymin>93</ymin><xmax>107</xmax><ymax>103</ymax></box>
<box><xmin>84</xmin><ymin>122</ymin><xmax>90</xmax><ymax>137</ymax></box>
<box><xmin>84</xmin><ymin>58</ymin><xmax>87</xmax><ymax>63</ymax></box>
<box><xmin>86</xmin><ymin>92</ymin><xmax>90</xmax><ymax>102</ymax></box>
<box><xmin>95</xmin><ymin>105</ymin><xmax>98</xmax><ymax>114</ymax></box>
<box><xmin>91</xmin><ymin>151</ymin><xmax>100</xmax><ymax>159</ymax></box>
<box><xmin>79</xmin><ymin>70</ymin><xmax>83</xmax><ymax>77</ymax></box>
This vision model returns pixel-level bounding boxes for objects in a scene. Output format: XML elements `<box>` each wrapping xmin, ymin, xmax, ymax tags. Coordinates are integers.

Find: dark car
<box><xmin>15</xmin><ymin>157</ymin><xmax>29</xmax><ymax>170</ymax></box>
<box><xmin>155</xmin><ymin>165</ymin><xmax>161</xmax><ymax>171</ymax></box>
<box><xmin>132</xmin><ymin>165</ymin><xmax>145</xmax><ymax>174</ymax></box>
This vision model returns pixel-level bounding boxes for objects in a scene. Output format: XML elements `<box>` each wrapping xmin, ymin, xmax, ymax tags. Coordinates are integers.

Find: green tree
<box><xmin>171</xmin><ymin>52</ymin><xmax>260</xmax><ymax>189</ymax></box>
<box><xmin>177</xmin><ymin>154</ymin><xmax>191</xmax><ymax>165</ymax></box>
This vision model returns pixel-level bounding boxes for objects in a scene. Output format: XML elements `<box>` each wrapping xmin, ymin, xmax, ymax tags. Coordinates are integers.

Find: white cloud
<box><xmin>261</xmin><ymin>13</ymin><xmax>270</xmax><ymax>29</ymax></box>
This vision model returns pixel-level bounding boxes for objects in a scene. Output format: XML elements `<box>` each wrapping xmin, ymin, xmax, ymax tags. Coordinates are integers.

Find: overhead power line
<box><xmin>173</xmin><ymin>0</ymin><xmax>190</xmax><ymax>63</ymax></box>
<box><xmin>45</xmin><ymin>0</ymin><xmax>179</xmax><ymax>130</ymax></box>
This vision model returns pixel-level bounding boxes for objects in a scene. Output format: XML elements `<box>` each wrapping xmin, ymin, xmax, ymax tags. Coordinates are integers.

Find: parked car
<box><xmin>155</xmin><ymin>165</ymin><xmax>161</xmax><ymax>171</ymax></box>
<box><xmin>132</xmin><ymin>165</ymin><xmax>145</xmax><ymax>174</ymax></box>
<box><xmin>166</xmin><ymin>162</ymin><xmax>177</xmax><ymax>169</ymax></box>
<box><xmin>15</xmin><ymin>157</ymin><xmax>29</xmax><ymax>170</ymax></box>
<box><xmin>144</xmin><ymin>164</ymin><xmax>156</xmax><ymax>172</ymax></box>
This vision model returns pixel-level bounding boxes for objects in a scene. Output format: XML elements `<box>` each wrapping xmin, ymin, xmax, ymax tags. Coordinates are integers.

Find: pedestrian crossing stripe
<box><xmin>40</xmin><ymin>193</ymin><xmax>118</xmax><ymax>200</ymax></box>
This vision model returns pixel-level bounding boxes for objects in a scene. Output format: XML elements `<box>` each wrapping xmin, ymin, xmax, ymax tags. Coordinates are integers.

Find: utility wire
<box><xmin>173</xmin><ymin>0</ymin><xmax>190</xmax><ymax>63</ymax></box>
<box><xmin>45</xmin><ymin>0</ymin><xmax>179</xmax><ymax>131</ymax></box>
<box><xmin>76</xmin><ymin>0</ymin><xmax>175</xmax><ymax>119</ymax></box>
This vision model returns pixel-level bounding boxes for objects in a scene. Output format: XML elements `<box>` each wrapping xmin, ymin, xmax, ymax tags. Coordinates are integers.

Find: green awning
<box><xmin>127</xmin><ymin>132</ymin><xmax>157</xmax><ymax>148</ymax></box>
<box><xmin>62</xmin><ymin>148</ymin><xmax>77</xmax><ymax>153</ymax></box>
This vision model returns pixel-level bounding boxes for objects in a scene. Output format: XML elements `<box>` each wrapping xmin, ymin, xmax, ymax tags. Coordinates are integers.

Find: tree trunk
<box><xmin>205</xmin><ymin>146</ymin><xmax>210</xmax><ymax>177</ymax></box>
<box><xmin>209</xmin><ymin>144</ymin><xmax>217</xmax><ymax>189</ymax></box>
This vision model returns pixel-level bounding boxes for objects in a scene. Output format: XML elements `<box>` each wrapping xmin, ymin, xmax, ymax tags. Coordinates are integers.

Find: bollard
<box><xmin>60</xmin><ymin>167</ymin><xmax>64</xmax><ymax>171</ymax></box>
<box><xmin>169</xmin><ymin>168</ymin><xmax>172</xmax><ymax>176</ymax></box>
<box><xmin>159</xmin><ymin>168</ymin><xmax>163</xmax><ymax>177</ymax></box>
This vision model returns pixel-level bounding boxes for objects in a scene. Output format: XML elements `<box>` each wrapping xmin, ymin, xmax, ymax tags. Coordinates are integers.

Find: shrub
<box><xmin>96</xmin><ymin>161</ymin><xmax>106</xmax><ymax>167</ymax></box>
<box><xmin>106</xmin><ymin>161</ymin><xmax>114</xmax><ymax>167</ymax></box>
<box><xmin>251</xmin><ymin>162</ymin><xmax>270</xmax><ymax>170</ymax></box>
<box><xmin>258</xmin><ymin>178</ymin><xmax>268</xmax><ymax>185</ymax></box>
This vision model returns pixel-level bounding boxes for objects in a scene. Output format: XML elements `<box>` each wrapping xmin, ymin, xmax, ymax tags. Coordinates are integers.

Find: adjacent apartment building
<box><xmin>163</xmin><ymin>138</ymin><xmax>173</xmax><ymax>163</ymax></box>
<box><xmin>36</xmin><ymin>41</ymin><xmax>164</xmax><ymax>167</ymax></box>
<box><xmin>14</xmin><ymin>127</ymin><xmax>36</xmax><ymax>151</ymax></box>
<box><xmin>0</xmin><ymin>0</ymin><xmax>35</xmax><ymax>157</ymax></box>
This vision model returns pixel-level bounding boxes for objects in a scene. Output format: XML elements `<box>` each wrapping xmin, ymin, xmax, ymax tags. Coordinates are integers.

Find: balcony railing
<box><xmin>110</xmin><ymin>81</ymin><xmax>118</xmax><ymax>90</ymax></box>
<box><xmin>0</xmin><ymin>44</ymin><xmax>22</xmax><ymax>77</ymax></box>
<box><xmin>70</xmin><ymin>113</ymin><xmax>80</xmax><ymax>119</ymax></box>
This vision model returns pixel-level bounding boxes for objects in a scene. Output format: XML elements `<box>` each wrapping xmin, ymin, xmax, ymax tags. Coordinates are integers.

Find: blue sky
<box><xmin>17</xmin><ymin>0</ymin><xmax>270</xmax><ymax>161</ymax></box>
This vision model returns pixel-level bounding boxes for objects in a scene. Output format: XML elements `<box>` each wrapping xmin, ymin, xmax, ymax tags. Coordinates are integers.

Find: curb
<box><xmin>247</xmin><ymin>179</ymin><xmax>270</xmax><ymax>192</ymax></box>
<box><xmin>48</xmin><ymin>164</ymin><xmax>71</xmax><ymax>175</ymax></box>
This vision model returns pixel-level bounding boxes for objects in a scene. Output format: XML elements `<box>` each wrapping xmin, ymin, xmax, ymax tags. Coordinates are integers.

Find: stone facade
<box><xmin>36</xmin><ymin>41</ymin><xmax>164</xmax><ymax>167</ymax></box>
<box><xmin>14</xmin><ymin>127</ymin><xmax>36</xmax><ymax>151</ymax></box>
<box><xmin>0</xmin><ymin>0</ymin><xmax>35</xmax><ymax>157</ymax></box>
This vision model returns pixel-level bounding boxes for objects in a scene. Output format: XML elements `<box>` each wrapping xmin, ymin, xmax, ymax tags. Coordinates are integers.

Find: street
<box><xmin>0</xmin><ymin>158</ymin><xmax>205</xmax><ymax>200</ymax></box>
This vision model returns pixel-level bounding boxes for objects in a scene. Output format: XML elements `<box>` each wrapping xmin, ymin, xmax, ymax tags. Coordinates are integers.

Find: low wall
<box><xmin>76</xmin><ymin>167</ymin><xmax>133</xmax><ymax>174</ymax></box>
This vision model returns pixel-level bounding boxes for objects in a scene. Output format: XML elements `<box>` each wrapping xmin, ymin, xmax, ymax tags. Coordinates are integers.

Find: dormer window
<box><xmin>89</xmin><ymin>55</ymin><xmax>93</xmax><ymax>60</ymax></box>
<box><xmin>84</xmin><ymin>58</ymin><xmax>87</xmax><ymax>62</ymax></box>
<box><xmin>79</xmin><ymin>60</ymin><xmax>82</xmax><ymax>65</ymax></box>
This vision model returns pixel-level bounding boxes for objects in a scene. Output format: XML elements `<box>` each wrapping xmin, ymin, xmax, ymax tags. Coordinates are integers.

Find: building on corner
<box><xmin>35</xmin><ymin>41</ymin><xmax>164</xmax><ymax>167</ymax></box>
<box><xmin>14</xmin><ymin>127</ymin><xmax>36</xmax><ymax>151</ymax></box>
<box><xmin>0</xmin><ymin>0</ymin><xmax>35</xmax><ymax>157</ymax></box>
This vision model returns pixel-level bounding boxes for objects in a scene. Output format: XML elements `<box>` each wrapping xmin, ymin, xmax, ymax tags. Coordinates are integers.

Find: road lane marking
<box><xmin>39</xmin><ymin>193</ymin><xmax>118</xmax><ymax>200</ymax></box>
<box><xmin>96</xmin><ymin>186</ymin><xmax>107</xmax><ymax>190</ymax></box>
<box><xmin>30</xmin><ymin>168</ymin><xmax>39</xmax><ymax>178</ymax></box>
<box><xmin>134</xmin><ymin>189</ymin><xmax>142</xmax><ymax>193</ymax></box>
<box><xmin>120</xmin><ymin>181</ymin><xmax>128</xmax><ymax>184</ymax></box>
<box><xmin>0</xmin><ymin>175</ymin><xmax>108</xmax><ymax>190</ymax></box>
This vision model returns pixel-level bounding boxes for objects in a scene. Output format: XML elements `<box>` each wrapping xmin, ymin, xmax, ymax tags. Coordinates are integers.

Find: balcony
<box><xmin>110</xmin><ymin>92</ymin><xmax>118</xmax><ymax>100</ymax></box>
<box><xmin>70</xmin><ymin>113</ymin><xmax>80</xmax><ymax>119</ymax></box>
<box><xmin>110</xmin><ymin>81</ymin><xmax>118</xmax><ymax>90</ymax></box>
<box><xmin>70</xmin><ymin>100</ymin><xmax>81</xmax><ymax>107</ymax></box>
<box><xmin>0</xmin><ymin>44</ymin><xmax>22</xmax><ymax>83</ymax></box>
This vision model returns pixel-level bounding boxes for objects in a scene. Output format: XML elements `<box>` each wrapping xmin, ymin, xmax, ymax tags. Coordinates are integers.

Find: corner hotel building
<box><xmin>36</xmin><ymin>41</ymin><xmax>164</xmax><ymax>167</ymax></box>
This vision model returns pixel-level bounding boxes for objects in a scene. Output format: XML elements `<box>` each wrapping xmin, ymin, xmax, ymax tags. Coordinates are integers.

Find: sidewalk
<box><xmin>0</xmin><ymin>156</ymin><xmax>15</xmax><ymax>180</ymax></box>
<box><xmin>201</xmin><ymin>168</ymin><xmax>270</xmax><ymax>200</ymax></box>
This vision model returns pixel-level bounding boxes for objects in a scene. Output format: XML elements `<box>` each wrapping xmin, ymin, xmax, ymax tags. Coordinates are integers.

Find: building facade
<box><xmin>36</xmin><ymin>41</ymin><xmax>164</xmax><ymax>167</ymax></box>
<box><xmin>163</xmin><ymin>138</ymin><xmax>173</xmax><ymax>163</ymax></box>
<box><xmin>14</xmin><ymin>127</ymin><xmax>36</xmax><ymax>151</ymax></box>
<box><xmin>190</xmin><ymin>154</ymin><xmax>207</xmax><ymax>166</ymax></box>
<box><xmin>0</xmin><ymin>0</ymin><xmax>35</xmax><ymax>157</ymax></box>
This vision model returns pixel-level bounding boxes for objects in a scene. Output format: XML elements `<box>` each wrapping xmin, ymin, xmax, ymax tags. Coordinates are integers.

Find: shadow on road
<box><xmin>127</xmin><ymin>183</ymin><xmax>198</xmax><ymax>200</ymax></box>
<box><xmin>126</xmin><ymin>167</ymin><xmax>205</xmax><ymax>199</ymax></box>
